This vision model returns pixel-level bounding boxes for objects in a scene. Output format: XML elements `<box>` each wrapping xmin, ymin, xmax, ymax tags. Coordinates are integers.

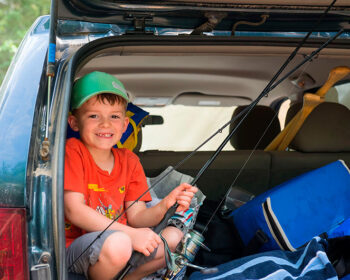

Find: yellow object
<box><xmin>265</xmin><ymin>66</ymin><xmax>350</xmax><ymax>151</ymax></box>
<box><xmin>116</xmin><ymin>103</ymin><xmax>149</xmax><ymax>151</ymax></box>
<box><xmin>88</xmin><ymin>184</ymin><xmax>106</xmax><ymax>192</ymax></box>
<box><xmin>117</xmin><ymin>111</ymin><xmax>140</xmax><ymax>151</ymax></box>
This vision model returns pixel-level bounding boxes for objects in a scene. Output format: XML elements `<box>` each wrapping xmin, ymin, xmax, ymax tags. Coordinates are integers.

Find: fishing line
<box><xmin>200</xmin><ymin>1</ymin><xmax>343</xmax><ymax>234</ymax></box>
<box><xmin>114</xmin><ymin>28</ymin><xmax>344</xmax><ymax>277</ymax></box>
<box><xmin>68</xmin><ymin>28</ymin><xmax>343</xmax><ymax>271</ymax></box>
<box><xmin>198</xmin><ymin>0</ymin><xmax>341</xmax><ymax>234</ymax></box>
<box><xmin>69</xmin><ymin>0</ymin><xmax>341</xmax><ymax>272</ymax></box>
<box><xmin>201</xmin><ymin>61</ymin><xmax>312</xmax><ymax>234</ymax></box>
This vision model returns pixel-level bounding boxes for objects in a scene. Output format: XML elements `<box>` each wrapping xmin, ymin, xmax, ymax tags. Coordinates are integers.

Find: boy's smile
<box><xmin>68</xmin><ymin>96</ymin><xmax>129</xmax><ymax>156</ymax></box>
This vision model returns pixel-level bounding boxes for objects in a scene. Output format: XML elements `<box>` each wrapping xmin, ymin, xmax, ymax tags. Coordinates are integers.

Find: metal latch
<box><xmin>124</xmin><ymin>13</ymin><xmax>154</xmax><ymax>35</ymax></box>
<box><xmin>31</xmin><ymin>252</ymin><xmax>52</xmax><ymax>280</ymax></box>
<box><xmin>31</xmin><ymin>264</ymin><xmax>51</xmax><ymax>280</ymax></box>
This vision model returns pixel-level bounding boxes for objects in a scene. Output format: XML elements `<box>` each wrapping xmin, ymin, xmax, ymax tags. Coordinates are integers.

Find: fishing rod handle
<box><xmin>115</xmin><ymin>263</ymin><xmax>132</xmax><ymax>280</ymax></box>
<box><xmin>154</xmin><ymin>203</ymin><xmax>179</xmax><ymax>234</ymax></box>
<box><xmin>115</xmin><ymin>203</ymin><xmax>179</xmax><ymax>279</ymax></box>
<box><xmin>114</xmin><ymin>250</ymin><xmax>146</xmax><ymax>280</ymax></box>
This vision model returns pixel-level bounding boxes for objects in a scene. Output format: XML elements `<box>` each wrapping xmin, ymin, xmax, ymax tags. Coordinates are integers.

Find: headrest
<box><xmin>230</xmin><ymin>105</ymin><xmax>281</xmax><ymax>150</ymax></box>
<box><xmin>290</xmin><ymin>102</ymin><xmax>350</xmax><ymax>152</ymax></box>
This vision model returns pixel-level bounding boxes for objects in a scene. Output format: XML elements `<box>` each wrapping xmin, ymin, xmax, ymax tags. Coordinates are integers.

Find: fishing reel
<box><xmin>160</xmin><ymin>229</ymin><xmax>213</xmax><ymax>280</ymax></box>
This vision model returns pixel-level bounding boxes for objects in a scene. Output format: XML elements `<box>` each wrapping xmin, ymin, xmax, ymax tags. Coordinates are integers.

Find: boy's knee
<box><xmin>100</xmin><ymin>231</ymin><xmax>132</xmax><ymax>266</ymax></box>
<box><xmin>162</xmin><ymin>226</ymin><xmax>183</xmax><ymax>252</ymax></box>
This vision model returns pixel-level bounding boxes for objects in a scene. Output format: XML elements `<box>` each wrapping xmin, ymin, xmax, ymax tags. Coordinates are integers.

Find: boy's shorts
<box><xmin>66</xmin><ymin>230</ymin><xmax>157</xmax><ymax>279</ymax></box>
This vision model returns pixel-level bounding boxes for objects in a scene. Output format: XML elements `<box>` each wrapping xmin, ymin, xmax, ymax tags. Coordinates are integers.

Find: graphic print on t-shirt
<box><xmin>119</xmin><ymin>185</ymin><xmax>125</xmax><ymax>193</ymax></box>
<box><xmin>88</xmin><ymin>183</ymin><xmax>106</xmax><ymax>192</ymax></box>
<box><xmin>96</xmin><ymin>197</ymin><xmax>116</xmax><ymax>219</ymax></box>
<box><xmin>88</xmin><ymin>183</ymin><xmax>126</xmax><ymax>223</ymax></box>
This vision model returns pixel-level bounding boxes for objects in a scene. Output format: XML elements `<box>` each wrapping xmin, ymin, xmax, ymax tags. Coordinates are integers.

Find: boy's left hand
<box><xmin>164</xmin><ymin>183</ymin><xmax>198</xmax><ymax>212</ymax></box>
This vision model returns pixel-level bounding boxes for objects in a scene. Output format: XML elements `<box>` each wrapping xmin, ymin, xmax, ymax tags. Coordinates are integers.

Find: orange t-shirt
<box><xmin>64</xmin><ymin>138</ymin><xmax>151</xmax><ymax>247</ymax></box>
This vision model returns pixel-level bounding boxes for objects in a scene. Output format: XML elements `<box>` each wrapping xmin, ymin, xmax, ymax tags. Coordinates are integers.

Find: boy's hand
<box><xmin>164</xmin><ymin>183</ymin><xmax>198</xmax><ymax>212</ymax></box>
<box><xmin>129</xmin><ymin>227</ymin><xmax>162</xmax><ymax>256</ymax></box>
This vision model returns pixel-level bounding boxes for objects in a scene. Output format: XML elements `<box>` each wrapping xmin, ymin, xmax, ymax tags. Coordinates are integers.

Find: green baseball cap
<box><xmin>71</xmin><ymin>71</ymin><xmax>129</xmax><ymax>110</ymax></box>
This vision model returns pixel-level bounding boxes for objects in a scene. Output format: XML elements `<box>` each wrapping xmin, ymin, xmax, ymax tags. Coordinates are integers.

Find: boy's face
<box><xmin>68</xmin><ymin>96</ymin><xmax>129</xmax><ymax>153</ymax></box>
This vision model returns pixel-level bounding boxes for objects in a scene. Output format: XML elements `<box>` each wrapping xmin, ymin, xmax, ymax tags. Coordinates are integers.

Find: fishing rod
<box><xmin>69</xmin><ymin>26</ymin><xmax>345</xmax><ymax>276</ymax></box>
<box><xmin>69</xmin><ymin>1</ymin><xmax>342</xmax><ymax>276</ymax></box>
<box><xmin>116</xmin><ymin>29</ymin><xmax>344</xmax><ymax>280</ymax></box>
<box><xmin>69</xmin><ymin>27</ymin><xmax>343</xmax><ymax>276</ymax></box>
<box><xmin>152</xmin><ymin>0</ymin><xmax>342</xmax><ymax>248</ymax></box>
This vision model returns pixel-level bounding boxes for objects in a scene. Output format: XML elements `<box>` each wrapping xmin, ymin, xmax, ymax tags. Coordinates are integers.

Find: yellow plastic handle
<box><xmin>316</xmin><ymin>66</ymin><xmax>350</xmax><ymax>97</ymax></box>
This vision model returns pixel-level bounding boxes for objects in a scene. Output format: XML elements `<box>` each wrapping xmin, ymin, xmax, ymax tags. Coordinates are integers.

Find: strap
<box><xmin>242</xmin><ymin>229</ymin><xmax>269</xmax><ymax>256</ymax></box>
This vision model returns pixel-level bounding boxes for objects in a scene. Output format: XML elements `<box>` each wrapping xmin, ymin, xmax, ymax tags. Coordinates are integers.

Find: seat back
<box><xmin>289</xmin><ymin>102</ymin><xmax>350</xmax><ymax>152</ymax></box>
<box><xmin>269</xmin><ymin>101</ymin><xmax>350</xmax><ymax>187</ymax></box>
<box><xmin>230</xmin><ymin>105</ymin><xmax>281</xmax><ymax>150</ymax></box>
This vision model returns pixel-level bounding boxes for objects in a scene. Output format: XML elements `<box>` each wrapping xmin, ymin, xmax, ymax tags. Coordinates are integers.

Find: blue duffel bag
<box><xmin>231</xmin><ymin>160</ymin><xmax>350</xmax><ymax>253</ymax></box>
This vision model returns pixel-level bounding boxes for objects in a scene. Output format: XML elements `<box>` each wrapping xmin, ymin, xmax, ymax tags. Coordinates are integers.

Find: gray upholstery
<box><xmin>230</xmin><ymin>105</ymin><xmax>281</xmax><ymax>150</ymax></box>
<box><xmin>138</xmin><ymin>102</ymin><xmax>350</xmax><ymax>201</ymax></box>
<box><xmin>138</xmin><ymin>149</ymin><xmax>350</xmax><ymax>199</ymax></box>
<box><xmin>290</xmin><ymin>102</ymin><xmax>350</xmax><ymax>152</ymax></box>
<box><xmin>138</xmin><ymin>151</ymin><xmax>271</xmax><ymax>200</ymax></box>
<box><xmin>269</xmin><ymin>151</ymin><xmax>350</xmax><ymax>188</ymax></box>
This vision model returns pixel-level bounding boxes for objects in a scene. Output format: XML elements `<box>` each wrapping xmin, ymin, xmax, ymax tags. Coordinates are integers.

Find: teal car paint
<box><xmin>0</xmin><ymin>1</ymin><xmax>350</xmax><ymax>279</ymax></box>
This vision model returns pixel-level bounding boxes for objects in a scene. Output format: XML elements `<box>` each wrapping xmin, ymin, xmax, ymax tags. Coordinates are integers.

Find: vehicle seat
<box><xmin>269</xmin><ymin>102</ymin><xmax>350</xmax><ymax>188</ymax></box>
<box><xmin>289</xmin><ymin>102</ymin><xmax>350</xmax><ymax>152</ymax></box>
<box><xmin>229</xmin><ymin>105</ymin><xmax>281</xmax><ymax>150</ymax></box>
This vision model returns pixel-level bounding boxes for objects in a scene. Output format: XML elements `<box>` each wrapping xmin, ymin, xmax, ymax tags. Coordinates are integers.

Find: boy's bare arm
<box><xmin>64</xmin><ymin>190</ymin><xmax>161</xmax><ymax>256</ymax></box>
<box><xmin>64</xmin><ymin>190</ymin><xmax>133</xmax><ymax>232</ymax></box>
<box><xmin>126</xmin><ymin>183</ymin><xmax>198</xmax><ymax>228</ymax></box>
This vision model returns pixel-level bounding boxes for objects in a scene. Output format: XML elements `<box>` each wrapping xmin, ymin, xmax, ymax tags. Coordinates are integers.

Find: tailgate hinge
<box><xmin>124</xmin><ymin>13</ymin><xmax>154</xmax><ymax>35</ymax></box>
<box><xmin>191</xmin><ymin>12</ymin><xmax>227</xmax><ymax>35</ymax></box>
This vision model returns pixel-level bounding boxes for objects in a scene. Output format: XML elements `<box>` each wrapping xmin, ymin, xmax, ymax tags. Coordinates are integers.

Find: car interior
<box><xmin>53</xmin><ymin>18</ymin><xmax>350</xmax><ymax>279</ymax></box>
<box><xmin>74</xmin><ymin>43</ymin><xmax>350</xmax><ymax>202</ymax></box>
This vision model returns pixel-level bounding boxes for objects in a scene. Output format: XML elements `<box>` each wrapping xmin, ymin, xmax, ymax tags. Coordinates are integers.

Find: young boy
<box><xmin>64</xmin><ymin>71</ymin><xmax>198</xmax><ymax>280</ymax></box>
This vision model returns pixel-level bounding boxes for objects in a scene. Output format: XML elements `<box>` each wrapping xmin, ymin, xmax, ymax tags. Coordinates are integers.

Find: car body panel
<box><xmin>0</xmin><ymin>16</ymin><xmax>49</xmax><ymax>207</ymax></box>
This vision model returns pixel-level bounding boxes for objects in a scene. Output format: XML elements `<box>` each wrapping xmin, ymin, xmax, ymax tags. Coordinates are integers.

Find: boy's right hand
<box><xmin>129</xmin><ymin>227</ymin><xmax>162</xmax><ymax>256</ymax></box>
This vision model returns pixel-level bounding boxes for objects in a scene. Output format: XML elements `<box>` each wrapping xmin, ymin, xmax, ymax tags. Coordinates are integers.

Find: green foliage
<box><xmin>0</xmin><ymin>0</ymin><xmax>50</xmax><ymax>84</ymax></box>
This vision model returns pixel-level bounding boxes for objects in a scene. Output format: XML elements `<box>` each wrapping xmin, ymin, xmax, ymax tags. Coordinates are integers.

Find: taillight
<box><xmin>0</xmin><ymin>208</ymin><xmax>29</xmax><ymax>280</ymax></box>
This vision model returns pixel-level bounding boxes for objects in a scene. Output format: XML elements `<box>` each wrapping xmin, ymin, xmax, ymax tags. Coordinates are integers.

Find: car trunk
<box><xmin>67</xmin><ymin>38</ymin><xmax>350</xmax><ymax>198</ymax></box>
<box><xmin>46</xmin><ymin>1</ymin><xmax>350</xmax><ymax>278</ymax></box>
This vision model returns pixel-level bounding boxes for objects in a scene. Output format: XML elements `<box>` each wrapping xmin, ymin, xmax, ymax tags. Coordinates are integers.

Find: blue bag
<box><xmin>231</xmin><ymin>160</ymin><xmax>350</xmax><ymax>252</ymax></box>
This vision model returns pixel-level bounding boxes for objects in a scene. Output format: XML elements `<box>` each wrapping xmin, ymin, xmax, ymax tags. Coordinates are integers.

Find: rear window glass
<box><xmin>140</xmin><ymin>105</ymin><xmax>236</xmax><ymax>152</ymax></box>
<box><xmin>334</xmin><ymin>82</ymin><xmax>350</xmax><ymax>110</ymax></box>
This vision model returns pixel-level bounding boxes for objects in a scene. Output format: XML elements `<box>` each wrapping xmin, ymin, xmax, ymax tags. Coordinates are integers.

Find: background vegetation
<box><xmin>0</xmin><ymin>0</ymin><xmax>50</xmax><ymax>84</ymax></box>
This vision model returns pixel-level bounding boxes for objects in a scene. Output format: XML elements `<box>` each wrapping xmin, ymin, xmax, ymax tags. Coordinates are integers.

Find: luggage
<box><xmin>190</xmin><ymin>200</ymin><xmax>245</xmax><ymax>270</ymax></box>
<box><xmin>231</xmin><ymin>160</ymin><xmax>350</xmax><ymax>252</ymax></box>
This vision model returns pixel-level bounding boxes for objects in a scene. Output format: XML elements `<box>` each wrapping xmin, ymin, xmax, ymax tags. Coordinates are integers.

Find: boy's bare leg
<box><xmin>124</xmin><ymin>226</ymin><xmax>183</xmax><ymax>280</ymax></box>
<box><xmin>88</xmin><ymin>231</ymin><xmax>133</xmax><ymax>280</ymax></box>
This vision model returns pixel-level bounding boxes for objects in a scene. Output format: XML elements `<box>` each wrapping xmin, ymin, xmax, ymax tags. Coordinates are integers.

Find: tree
<box><xmin>0</xmin><ymin>0</ymin><xmax>50</xmax><ymax>84</ymax></box>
